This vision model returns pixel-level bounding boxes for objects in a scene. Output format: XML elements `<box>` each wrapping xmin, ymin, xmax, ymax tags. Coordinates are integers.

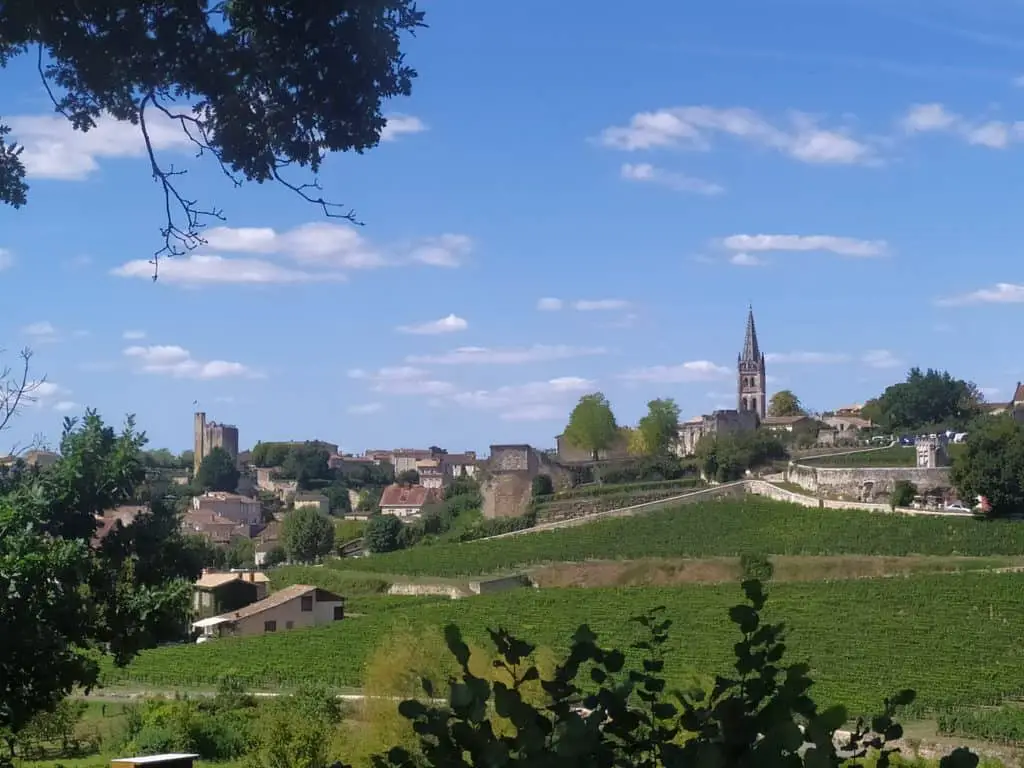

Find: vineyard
<box><xmin>321</xmin><ymin>498</ymin><xmax>1024</xmax><ymax>578</ymax></box>
<box><xmin>804</xmin><ymin>444</ymin><xmax>966</xmax><ymax>468</ymax></box>
<box><xmin>103</xmin><ymin>571</ymin><xmax>1024</xmax><ymax>718</ymax></box>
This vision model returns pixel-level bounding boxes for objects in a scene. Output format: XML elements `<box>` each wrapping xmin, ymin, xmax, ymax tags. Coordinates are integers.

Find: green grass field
<box><xmin>803</xmin><ymin>444</ymin><xmax>966</xmax><ymax>468</ymax></box>
<box><xmin>313</xmin><ymin>498</ymin><xmax>1024</xmax><ymax>578</ymax></box>
<box><xmin>101</xmin><ymin>571</ymin><xmax>1024</xmax><ymax>718</ymax></box>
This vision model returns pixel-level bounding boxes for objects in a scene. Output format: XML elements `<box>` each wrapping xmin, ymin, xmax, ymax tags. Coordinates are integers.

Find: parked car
<box><xmin>944</xmin><ymin>502</ymin><xmax>972</xmax><ymax>513</ymax></box>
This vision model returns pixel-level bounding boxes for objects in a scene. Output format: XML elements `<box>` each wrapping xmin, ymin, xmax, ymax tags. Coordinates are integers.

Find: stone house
<box><xmin>192</xmin><ymin>492</ymin><xmax>262</xmax><ymax>525</ymax></box>
<box><xmin>821</xmin><ymin>415</ymin><xmax>872</xmax><ymax>434</ymax></box>
<box><xmin>675</xmin><ymin>410</ymin><xmax>759</xmax><ymax>457</ymax></box>
<box><xmin>416</xmin><ymin>458</ymin><xmax>448</xmax><ymax>489</ymax></box>
<box><xmin>393</xmin><ymin>449</ymin><xmax>436</xmax><ymax>475</ymax></box>
<box><xmin>379</xmin><ymin>484</ymin><xmax>439</xmax><ymax>518</ymax></box>
<box><xmin>192</xmin><ymin>571</ymin><xmax>268</xmax><ymax>619</ymax></box>
<box><xmin>192</xmin><ymin>584</ymin><xmax>345</xmax><ymax>639</ymax></box>
<box><xmin>761</xmin><ymin>415</ymin><xmax>815</xmax><ymax>433</ymax></box>
<box><xmin>442</xmin><ymin>452</ymin><xmax>478</xmax><ymax>478</ymax></box>
<box><xmin>293</xmin><ymin>492</ymin><xmax>330</xmax><ymax>515</ymax></box>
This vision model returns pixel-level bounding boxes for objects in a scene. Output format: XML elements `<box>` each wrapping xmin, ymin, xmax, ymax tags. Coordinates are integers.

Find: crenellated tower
<box><xmin>737</xmin><ymin>305</ymin><xmax>766</xmax><ymax>421</ymax></box>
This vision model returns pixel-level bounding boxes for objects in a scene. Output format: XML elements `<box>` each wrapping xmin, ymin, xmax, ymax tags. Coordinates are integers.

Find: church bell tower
<box><xmin>737</xmin><ymin>305</ymin><xmax>766</xmax><ymax>420</ymax></box>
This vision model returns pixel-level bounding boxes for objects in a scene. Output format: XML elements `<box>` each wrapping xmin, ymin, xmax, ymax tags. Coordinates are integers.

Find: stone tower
<box><xmin>193</xmin><ymin>411</ymin><xmax>206</xmax><ymax>476</ymax></box>
<box><xmin>737</xmin><ymin>305</ymin><xmax>766</xmax><ymax>420</ymax></box>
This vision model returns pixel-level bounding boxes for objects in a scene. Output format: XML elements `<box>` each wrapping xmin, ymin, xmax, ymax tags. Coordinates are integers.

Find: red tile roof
<box><xmin>379</xmin><ymin>484</ymin><xmax>438</xmax><ymax>508</ymax></box>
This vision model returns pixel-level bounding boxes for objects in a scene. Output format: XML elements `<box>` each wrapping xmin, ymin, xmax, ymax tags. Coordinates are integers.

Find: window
<box><xmin>333</xmin><ymin>605</ymin><xmax>344</xmax><ymax>621</ymax></box>
<box><xmin>285</xmin><ymin>621</ymin><xmax>294</xmax><ymax>630</ymax></box>
<box><xmin>264</xmin><ymin>620</ymin><xmax>277</xmax><ymax>632</ymax></box>
<box><xmin>300</xmin><ymin>595</ymin><xmax>313</xmax><ymax>612</ymax></box>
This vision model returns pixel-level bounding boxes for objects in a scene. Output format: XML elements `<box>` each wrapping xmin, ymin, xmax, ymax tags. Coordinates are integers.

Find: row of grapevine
<box><xmin>103</xmin><ymin>571</ymin><xmax>1024</xmax><ymax>718</ymax></box>
<box><xmin>324</xmin><ymin>497</ymin><xmax>1024</xmax><ymax>578</ymax></box>
<box><xmin>939</xmin><ymin>706</ymin><xmax>1024</xmax><ymax>745</ymax></box>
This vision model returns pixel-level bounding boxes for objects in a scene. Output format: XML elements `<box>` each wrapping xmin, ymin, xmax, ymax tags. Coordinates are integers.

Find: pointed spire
<box><xmin>741</xmin><ymin>305</ymin><xmax>761</xmax><ymax>362</ymax></box>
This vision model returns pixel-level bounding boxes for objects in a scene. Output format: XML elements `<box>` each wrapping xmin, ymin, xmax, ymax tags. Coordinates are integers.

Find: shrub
<box><xmin>891</xmin><ymin>480</ymin><xmax>917</xmax><ymax>510</ymax></box>
<box><xmin>739</xmin><ymin>553</ymin><xmax>774</xmax><ymax>582</ymax></box>
<box><xmin>531</xmin><ymin>475</ymin><xmax>554</xmax><ymax>497</ymax></box>
<box><xmin>365</xmin><ymin>514</ymin><xmax>403</xmax><ymax>553</ymax></box>
<box><xmin>361</xmin><ymin>581</ymin><xmax>979</xmax><ymax>768</ymax></box>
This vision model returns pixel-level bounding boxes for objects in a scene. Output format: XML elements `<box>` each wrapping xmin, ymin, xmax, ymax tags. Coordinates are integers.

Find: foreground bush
<box><xmin>361</xmin><ymin>580</ymin><xmax>978</xmax><ymax>768</ymax></box>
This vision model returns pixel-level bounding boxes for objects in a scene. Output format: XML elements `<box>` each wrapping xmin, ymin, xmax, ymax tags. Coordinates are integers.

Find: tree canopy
<box><xmin>950</xmin><ymin>415</ymin><xmax>1024</xmax><ymax>518</ymax></box>
<box><xmin>365</xmin><ymin>513</ymin><xmax>403</xmax><ymax>553</ymax></box>
<box><xmin>563</xmin><ymin>393</ymin><xmax>619</xmax><ymax>462</ymax></box>
<box><xmin>637</xmin><ymin>398</ymin><xmax>680</xmax><ymax>456</ymax></box>
<box><xmin>281</xmin><ymin>506</ymin><xmax>334</xmax><ymax>563</ymax></box>
<box><xmin>195</xmin><ymin>446</ymin><xmax>239</xmax><ymax>492</ymax></box>
<box><xmin>861</xmin><ymin>368</ymin><xmax>983</xmax><ymax>432</ymax></box>
<box><xmin>0</xmin><ymin>0</ymin><xmax>426</xmax><ymax>262</ymax></box>
<box><xmin>0</xmin><ymin>411</ymin><xmax>199</xmax><ymax>738</ymax></box>
<box><xmin>768</xmin><ymin>390</ymin><xmax>804</xmax><ymax>417</ymax></box>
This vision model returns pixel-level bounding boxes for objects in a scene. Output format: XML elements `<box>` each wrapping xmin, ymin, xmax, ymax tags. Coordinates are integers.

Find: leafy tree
<box><xmin>281</xmin><ymin>506</ymin><xmax>334</xmax><ymax>563</ymax></box>
<box><xmin>448</xmin><ymin>475</ymin><xmax>479</xmax><ymax>498</ymax></box>
<box><xmin>357</xmin><ymin>488</ymin><xmax>382</xmax><ymax>513</ymax></box>
<box><xmin>142</xmin><ymin>448</ymin><xmax>178</xmax><ymax>468</ymax></box>
<box><xmin>396</xmin><ymin>469</ymin><xmax>420</xmax><ymax>485</ymax></box>
<box><xmin>696</xmin><ymin>430</ymin><xmax>788</xmax><ymax>483</ymax></box>
<box><xmin>768</xmin><ymin>389</ymin><xmax>805</xmax><ymax>417</ymax></box>
<box><xmin>323</xmin><ymin>485</ymin><xmax>353</xmax><ymax>516</ymax></box>
<box><xmin>622</xmin><ymin>426</ymin><xmax>648</xmax><ymax>456</ymax></box>
<box><xmin>225</xmin><ymin>537</ymin><xmax>255</xmax><ymax>569</ymax></box>
<box><xmin>0</xmin><ymin>412</ymin><xmax>199</xmax><ymax>743</ymax></box>
<box><xmin>563</xmin><ymin>392</ymin><xmax>619</xmax><ymax>462</ymax></box>
<box><xmin>365</xmin><ymin>514</ymin><xmax>403</xmax><ymax>554</ymax></box>
<box><xmin>258</xmin><ymin>490</ymin><xmax>284</xmax><ymax>523</ymax></box>
<box><xmin>250</xmin><ymin>442</ymin><xmax>291</xmax><ymax>468</ymax></box>
<box><xmin>0</xmin><ymin>1</ymin><xmax>426</xmax><ymax>262</ymax></box>
<box><xmin>368</xmin><ymin>580</ymin><xmax>977</xmax><ymax>768</ymax></box>
<box><xmin>195</xmin><ymin>446</ymin><xmax>240</xmax><ymax>492</ymax></box>
<box><xmin>178</xmin><ymin>450</ymin><xmax>195</xmax><ymax>470</ymax></box>
<box><xmin>890</xmin><ymin>480</ymin><xmax>917</xmax><ymax>511</ymax></box>
<box><xmin>531</xmin><ymin>475</ymin><xmax>554</xmax><ymax>497</ymax></box>
<box><xmin>637</xmin><ymin>398</ymin><xmax>681</xmax><ymax>456</ymax></box>
<box><xmin>862</xmin><ymin>368</ymin><xmax>983</xmax><ymax>431</ymax></box>
<box><xmin>262</xmin><ymin>546</ymin><xmax>288</xmax><ymax>568</ymax></box>
<box><xmin>950</xmin><ymin>415</ymin><xmax>1024</xmax><ymax>518</ymax></box>
<box><xmin>279</xmin><ymin>443</ymin><xmax>331</xmax><ymax>490</ymax></box>
<box><xmin>183</xmin><ymin>533</ymin><xmax>226</xmax><ymax>570</ymax></box>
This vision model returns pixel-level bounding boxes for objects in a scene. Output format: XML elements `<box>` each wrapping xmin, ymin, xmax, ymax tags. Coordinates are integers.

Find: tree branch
<box><xmin>0</xmin><ymin>347</ymin><xmax>43</xmax><ymax>434</ymax></box>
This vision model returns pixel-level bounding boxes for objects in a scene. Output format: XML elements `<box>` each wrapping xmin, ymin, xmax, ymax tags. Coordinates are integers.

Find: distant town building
<box><xmin>192</xmin><ymin>491</ymin><xmax>261</xmax><ymax>525</ymax></box>
<box><xmin>193</xmin><ymin>412</ymin><xmax>239</xmax><ymax>475</ymax></box>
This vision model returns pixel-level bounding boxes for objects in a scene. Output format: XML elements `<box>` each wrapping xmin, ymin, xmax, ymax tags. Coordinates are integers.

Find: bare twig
<box><xmin>0</xmin><ymin>347</ymin><xmax>43</xmax><ymax>434</ymax></box>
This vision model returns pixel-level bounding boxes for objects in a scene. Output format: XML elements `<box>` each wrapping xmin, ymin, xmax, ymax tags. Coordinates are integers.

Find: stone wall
<box><xmin>469</xmin><ymin>573</ymin><xmax>533</xmax><ymax>595</ymax></box>
<box><xmin>387</xmin><ymin>583</ymin><xmax>465</xmax><ymax>599</ymax></box>
<box><xmin>481</xmin><ymin>444</ymin><xmax>571</xmax><ymax>518</ymax></box>
<box><xmin>785</xmin><ymin>463</ymin><xmax>950</xmax><ymax>502</ymax></box>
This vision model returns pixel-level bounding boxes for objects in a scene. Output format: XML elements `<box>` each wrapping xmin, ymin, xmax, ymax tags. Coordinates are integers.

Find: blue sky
<box><xmin>3</xmin><ymin>0</ymin><xmax>1024</xmax><ymax>456</ymax></box>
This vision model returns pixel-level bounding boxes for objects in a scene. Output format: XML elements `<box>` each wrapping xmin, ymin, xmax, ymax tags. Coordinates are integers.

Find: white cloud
<box><xmin>396</xmin><ymin>314</ymin><xmax>468</xmax><ymax>335</ymax></box>
<box><xmin>451</xmin><ymin>377</ymin><xmax>595</xmax><ymax>420</ymax></box>
<box><xmin>347</xmin><ymin>402</ymin><xmax>384</xmax><ymax>415</ymax></box>
<box><xmin>729</xmin><ymin>252</ymin><xmax>764</xmax><ymax>267</ymax></box>
<box><xmin>980</xmin><ymin>386</ymin><xmax>1001</xmax><ymax>399</ymax></box>
<box><xmin>21</xmin><ymin>321</ymin><xmax>59</xmax><ymax>342</ymax></box>
<box><xmin>122</xmin><ymin>330</ymin><xmax>147</xmax><ymax>340</ymax></box>
<box><xmin>53</xmin><ymin>400</ymin><xmax>79</xmax><ymax>412</ymax></box>
<box><xmin>620</xmin><ymin>163</ymin><xmax>724</xmax><ymax>196</ymax></box>
<box><xmin>6</xmin><ymin>112</ymin><xmax>190</xmax><ymax>180</ymax></box>
<box><xmin>406</xmin><ymin>344</ymin><xmax>607</xmax><ymax>366</ymax></box>
<box><xmin>620</xmin><ymin>360</ymin><xmax>731</xmax><ymax>383</ymax></box>
<box><xmin>114</xmin><ymin>222</ymin><xmax>475</xmax><ymax>285</ymax></box>
<box><xmin>123</xmin><ymin>345</ymin><xmax>257</xmax><ymax>380</ymax></box>
<box><xmin>599</xmin><ymin>106</ymin><xmax>875</xmax><ymax>165</ymax></box>
<box><xmin>536</xmin><ymin>297</ymin><xmax>630</xmax><ymax>312</ymax></box>
<box><xmin>573</xmin><ymin>299</ymin><xmax>631</xmax><ymax>311</ymax></box>
<box><xmin>862</xmin><ymin>349</ymin><xmax>902</xmax><ymax>369</ymax></box>
<box><xmin>936</xmin><ymin>282</ymin><xmax>1024</xmax><ymax>306</ymax></box>
<box><xmin>348</xmin><ymin>366</ymin><xmax>454</xmax><ymax>396</ymax></box>
<box><xmin>24</xmin><ymin>380</ymin><xmax>69</xmax><ymax>408</ymax></box>
<box><xmin>380</xmin><ymin>114</ymin><xmax>428</xmax><ymax>142</ymax></box>
<box><xmin>766</xmin><ymin>351</ymin><xmax>852</xmax><ymax>364</ymax></box>
<box><xmin>112</xmin><ymin>254</ymin><xmax>346</xmax><ymax>286</ymax></box>
<box><xmin>407</xmin><ymin>235</ymin><xmax>473</xmax><ymax>268</ymax></box>
<box><xmin>722</xmin><ymin>234</ymin><xmax>888</xmax><ymax>258</ymax></box>
<box><xmin>0</xmin><ymin>249</ymin><xmax>13</xmax><ymax>271</ymax></box>
<box><xmin>900</xmin><ymin>103</ymin><xmax>1024</xmax><ymax>150</ymax></box>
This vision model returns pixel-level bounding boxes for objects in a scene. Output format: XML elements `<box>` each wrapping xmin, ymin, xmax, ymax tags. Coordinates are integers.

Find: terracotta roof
<box><xmin>196</xmin><ymin>571</ymin><xmax>269</xmax><ymax>589</ymax></box>
<box><xmin>256</xmin><ymin>520</ymin><xmax>281</xmax><ymax>543</ymax></box>
<box><xmin>379</xmin><ymin>484</ymin><xmax>436</xmax><ymax>508</ymax></box>
<box><xmin>222</xmin><ymin>584</ymin><xmax>342</xmax><ymax>622</ymax></box>
<box><xmin>762</xmin><ymin>415</ymin><xmax>810</xmax><ymax>425</ymax></box>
